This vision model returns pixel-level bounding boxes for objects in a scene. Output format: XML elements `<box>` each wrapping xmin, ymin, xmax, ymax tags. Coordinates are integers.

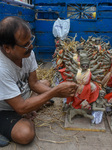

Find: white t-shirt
<box><xmin>0</xmin><ymin>50</ymin><xmax>38</xmax><ymax>111</ymax></box>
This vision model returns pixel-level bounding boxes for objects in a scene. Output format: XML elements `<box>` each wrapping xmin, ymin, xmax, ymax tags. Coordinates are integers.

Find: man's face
<box><xmin>11</xmin><ymin>29</ymin><xmax>34</xmax><ymax>59</ymax></box>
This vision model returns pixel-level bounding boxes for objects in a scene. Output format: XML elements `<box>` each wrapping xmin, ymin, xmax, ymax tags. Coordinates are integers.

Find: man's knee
<box><xmin>11</xmin><ymin>118</ymin><xmax>35</xmax><ymax>145</ymax></box>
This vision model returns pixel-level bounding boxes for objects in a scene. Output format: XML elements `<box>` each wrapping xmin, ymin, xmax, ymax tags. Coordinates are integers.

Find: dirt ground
<box><xmin>1</xmin><ymin>62</ymin><xmax>112</xmax><ymax>150</ymax></box>
<box><xmin>1</xmin><ymin>97</ymin><xmax>112</xmax><ymax>150</ymax></box>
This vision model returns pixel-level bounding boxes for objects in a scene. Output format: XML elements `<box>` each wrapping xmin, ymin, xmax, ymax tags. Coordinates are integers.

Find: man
<box><xmin>0</xmin><ymin>16</ymin><xmax>77</xmax><ymax>147</ymax></box>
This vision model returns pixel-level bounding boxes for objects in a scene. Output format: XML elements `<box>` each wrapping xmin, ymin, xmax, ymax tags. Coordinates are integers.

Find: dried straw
<box><xmin>36</xmin><ymin>64</ymin><xmax>56</xmax><ymax>86</ymax></box>
<box><xmin>34</xmin><ymin>99</ymin><xmax>79</xmax><ymax>144</ymax></box>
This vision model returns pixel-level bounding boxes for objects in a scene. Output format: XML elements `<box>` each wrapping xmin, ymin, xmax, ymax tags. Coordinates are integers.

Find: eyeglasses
<box><xmin>16</xmin><ymin>35</ymin><xmax>35</xmax><ymax>51</ymax></box>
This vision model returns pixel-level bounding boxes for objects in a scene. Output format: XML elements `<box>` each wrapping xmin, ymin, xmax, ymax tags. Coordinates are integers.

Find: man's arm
<box><xmin>6</xmin><ymin>86</ymin><xmax>59</xmax><ymax>115</ymax></box>
<box><xmin>28</xmin><ymin>70</ymin><xmax>51</xmax><ymax>94</ymax></box>
<box><xmin>6</xmin><ymin>81</ymin><xmax>78</xmax><ymax>115</ymax></box>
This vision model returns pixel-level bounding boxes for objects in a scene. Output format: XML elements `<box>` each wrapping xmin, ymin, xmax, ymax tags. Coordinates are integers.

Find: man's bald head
<box><xmin>0</xmin><ymin>16</ymin><xmax>30</xmax><ymax>47</ymax></box>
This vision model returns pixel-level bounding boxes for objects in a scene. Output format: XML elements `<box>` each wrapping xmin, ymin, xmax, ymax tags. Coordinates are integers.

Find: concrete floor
<box><xmin>1</xmin><ymin>98</ymin><xmax>112</xmax><ymax>150</ymax></box>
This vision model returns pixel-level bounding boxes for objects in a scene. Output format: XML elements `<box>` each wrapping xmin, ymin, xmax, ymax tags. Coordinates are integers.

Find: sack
<box><xmin>52</xmin><ymin>18</ymin><xmax>70</xmax><ymax>40</ymax></box>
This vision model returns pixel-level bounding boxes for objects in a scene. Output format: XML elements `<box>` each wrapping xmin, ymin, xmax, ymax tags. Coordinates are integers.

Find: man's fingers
<box><xmin>31</xmin><ymin>111</ymin><xmax>37</xmax><ymax>117</ymax></box>
<box><xmin>69</xmin><ymin>82</ymin><xmax>78</xmax><ymax>89</ymax></box>
<box><xmin>70</xmin><ymin>93</ymin><xmax>75</xmax><ymax>97</ymax></box>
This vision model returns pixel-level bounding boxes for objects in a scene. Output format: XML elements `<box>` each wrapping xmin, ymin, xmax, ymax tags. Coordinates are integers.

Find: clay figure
<box><xmin>67</xmin><ymin>105</ymin><xmax>94</xmax><ymax>124</ymax></box>
<box><xmin>91</xmin><ymin>89</ymin><xmax>111</xmax><ymax>124</ymax></box>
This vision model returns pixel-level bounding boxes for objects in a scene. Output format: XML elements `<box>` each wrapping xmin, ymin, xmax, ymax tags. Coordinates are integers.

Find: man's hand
<box><xmin>56</xmin><ymin>82</ymin><xmax>78</xmax><ymax>97</ymax></box>
<box><xmin>23</xmin><ymin>111</ymin><xmax>37</xmax><ymax>121</ymax></box>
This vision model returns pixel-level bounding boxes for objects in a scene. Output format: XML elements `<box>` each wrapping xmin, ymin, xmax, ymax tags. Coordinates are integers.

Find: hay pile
<box><xmin>36</xmin><ymin>64</ymin><xmax>56</xmax><ymax>86</ymax></box>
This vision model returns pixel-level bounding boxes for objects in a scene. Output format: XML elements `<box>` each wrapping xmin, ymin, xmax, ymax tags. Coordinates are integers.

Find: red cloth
<box><xmin>59</xmin><ymin>68</ymin><xmax>71</xmax><ymax>81</ymax></box>
<box><xmin>107</xmin><ymin>76</ymin><xmax>112</xmax><ymax>87</ymax></box>
<box><xmin>59</xmin><ymin>68</ymin><xmax>99</xmax><ymax>109</ymax></box>
<box><xmin>104</xmin><ymin>92</ymin><xmax>112</xmax><ymax>101</ymax></box>
<box><xmin>71</xmin><ymin>82</ymin><xmax>99</xmax><ymax>109</ymax></box>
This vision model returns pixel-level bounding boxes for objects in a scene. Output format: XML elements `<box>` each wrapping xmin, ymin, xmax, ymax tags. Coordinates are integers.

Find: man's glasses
<box><xmin>16</xmin><ymin>35</ymin><xmax>35</xmax><ymax>51</ymax></box>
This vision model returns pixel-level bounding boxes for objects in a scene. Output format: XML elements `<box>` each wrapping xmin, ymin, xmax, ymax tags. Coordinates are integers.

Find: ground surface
<box><xmin>1</xmin><ymin>98</ymin><xmax>112</xmax><ymax>150</ymax></box>
<box><xmin>1</xmin><ymin>62</ymin><xmax>112</xmax><ymax>150</ymax></box>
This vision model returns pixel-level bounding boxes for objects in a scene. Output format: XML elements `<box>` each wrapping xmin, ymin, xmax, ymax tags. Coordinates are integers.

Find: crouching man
<box><xmin>0</xmin><ymin>16</ymin><xmax>78</xmax><ymax>147</ymax></box>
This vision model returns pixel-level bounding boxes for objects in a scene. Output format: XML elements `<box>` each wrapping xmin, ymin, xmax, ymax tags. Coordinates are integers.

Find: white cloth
<box><xmin>0</xmin><ymin>50</ymin><xmax>38</xmax><ymax>111</ymax></box>
<box><xmin>91</xmin><ymin>111</ymin><xmax>103</xmax><ymax>124</ymax></box>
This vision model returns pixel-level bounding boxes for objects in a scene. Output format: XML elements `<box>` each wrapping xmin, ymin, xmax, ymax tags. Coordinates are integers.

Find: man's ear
<box><xmin>3</xmin><ymin>44</ymin><xmax>12</xmax><ymax>54</ymax></box>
